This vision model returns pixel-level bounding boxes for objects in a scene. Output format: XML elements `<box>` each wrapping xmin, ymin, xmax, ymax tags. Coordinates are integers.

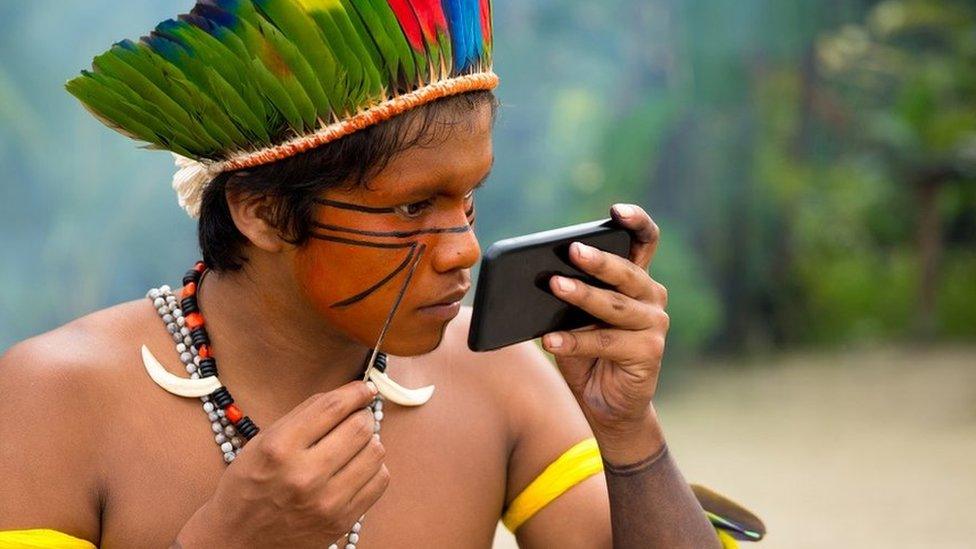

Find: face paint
<box><xmin>292</xmin><ymin>100</ymin><xmax>492</xmax><ymax>356</ymax></box>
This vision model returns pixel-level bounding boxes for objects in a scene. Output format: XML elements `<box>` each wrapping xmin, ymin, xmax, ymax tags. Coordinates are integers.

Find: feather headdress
<box><xmin>67</xmin><ymin>0</ymin><xmax>497</xmax><ymax>217</ymax></box>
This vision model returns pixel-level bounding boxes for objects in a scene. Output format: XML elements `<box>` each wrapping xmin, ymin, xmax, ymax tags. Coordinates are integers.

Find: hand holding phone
<box><xmin>467</xmin><ymin>218</ymin><xmax>632</xmax><ymax>351</ymax></box>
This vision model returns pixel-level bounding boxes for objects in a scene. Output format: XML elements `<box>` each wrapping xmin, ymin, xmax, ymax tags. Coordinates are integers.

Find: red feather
<box><xmin>479</xmin><ymin>0</ymin><xmax>491</xmax><ymax>47</ymax></box>
<box><xmin>388</xmin><ymin>0</ymin><xmax>425</xmax><ymax>51</ymax></box>
<box><xmin>407</xmin><ymin>0</ymin><xmax>449</xmax><ymax>43</ymax></box>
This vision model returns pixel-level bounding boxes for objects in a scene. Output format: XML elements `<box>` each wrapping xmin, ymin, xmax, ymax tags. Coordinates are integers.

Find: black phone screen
<box><xmin>467</xmin><ymin>218</ymin><xmax>632</xmax><ymax>352</ymax></box>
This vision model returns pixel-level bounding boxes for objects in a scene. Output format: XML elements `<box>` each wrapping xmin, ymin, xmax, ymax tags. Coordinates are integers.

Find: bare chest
<box><xmin>97</xmin><ymin>386</ymin><xmax>510</xmax><ymax>548</ymax></box>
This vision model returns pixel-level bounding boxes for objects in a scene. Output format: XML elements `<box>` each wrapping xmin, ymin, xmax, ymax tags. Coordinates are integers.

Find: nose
<box><xmin>429</xmin><ymin>209</ymin><xmax>481</xmax><ymax>274</ymax></box>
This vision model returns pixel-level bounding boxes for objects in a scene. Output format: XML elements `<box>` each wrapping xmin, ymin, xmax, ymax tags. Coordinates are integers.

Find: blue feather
<box><xmin>442</xmin><ymin>0</ymin><xmax>484</xmax><ymax>73</ymax></box>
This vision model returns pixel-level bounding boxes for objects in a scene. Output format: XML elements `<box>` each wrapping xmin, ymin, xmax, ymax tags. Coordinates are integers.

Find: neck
<box><xmin>194</xmin><ymin>264</ymin><xmax>371</xmax><ymax>416</ymax></box>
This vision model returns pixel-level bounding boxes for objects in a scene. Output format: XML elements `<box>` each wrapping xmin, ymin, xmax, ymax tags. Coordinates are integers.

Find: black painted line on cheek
<box><xmin>330</xmin><ymin>243</ymin><xmax>419</xmax><ymax>308</ymax></box>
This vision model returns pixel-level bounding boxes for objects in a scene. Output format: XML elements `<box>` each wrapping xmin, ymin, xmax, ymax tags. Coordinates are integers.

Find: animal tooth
<box><xmin>369</xmin><ymin>370</ymin><xmax>434</xmax><ymax>407</ymax></box>
<box><xmin>142</xmin><ymin>345</ymin><xmax>222</xmax><ymax>397</ymax></box>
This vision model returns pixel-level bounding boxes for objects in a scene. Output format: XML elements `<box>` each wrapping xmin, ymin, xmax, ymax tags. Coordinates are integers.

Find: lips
<box><xmin>419</xmin><ymin>286</ymin><xmax>470</xmax><ymax>308</ymax></box>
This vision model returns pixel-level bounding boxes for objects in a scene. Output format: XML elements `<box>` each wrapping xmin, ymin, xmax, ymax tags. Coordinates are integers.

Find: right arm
<box><xmin>0</xmin><ymin>338</ymin><xmax>105</xmax><ymax>546</ymax></box>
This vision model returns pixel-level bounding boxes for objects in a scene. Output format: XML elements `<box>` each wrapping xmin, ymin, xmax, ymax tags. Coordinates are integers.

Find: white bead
<box><xmin>348</xmin><ymin>533</ymin><xmax>359</xmax><ymax>543</ymax></box>
<box><xmin>373</xmin><ymin>421</ymin><xmax>380</xmax><ymax>433</ymax></box>
<box><xmin>329</xmin><ymin>545</ymin><xmax>339</xmax><ymax>549</ymax></box>
<box><xmin>158</xmin><ymin>306</ymin><xmax>168</xmax><ymax>315</ymax></box>
<box><xmin>148</xmin><ymin>289</ymin><xmax>161</xmax><ymax>299</ymax></box>
<box><xmin>352</xmin><ymin>522</ymin><xmax>362</xmax><ymax>533</ymax></box>
<box><xmin>217</xmin><ymin>408</ymin><xmax>225</xmax><ymax>417</ymax></box>
<box><xmin>176</xmin><ymin>343</ymin><xmax>187</xmax><ymax>353</ymax></box>
<box><xmin>373</xmin><ymin>411</ymin><xmax>384</xmax><ymax>422</ymax></box>
<box><xmin>183</xmin><ymin>336</ymin><xmax>193</xmax><ymax>346</ymax></box>
<box><xmin>214</xmin><ymin>433</ymin><xmax>227</xmax><ymax>444</ymax></box>
<box><xmin>224</xmin><ymin>425</ymin><xmax>236</xmax><ymax>436</ymax></box>
<box><xmin>153</xmin><ymin>297</ymin><xmax>166</xmax><ymax>308</ymax></box>
<box><xmin>180</xmin><ymin>352</ymin><xmax>193</xmax><ymax>364</ymax></box>
<box><xmin>201</xmin><ymin>395</ymin><xmax>210</xmax><ymax>402</ymax></box>
<box><xmin>221</xmin><ymin>442</ymin><xmax>234</xmax><ymax>453</ymax></box>
<box><xmin>220</xmin><ymin>417</ymin><xmax>230</xmax><ymax>426</ymax></box>
<box><xmin>345</xmin><ymin>544</ymin><xmax>355</xmax><ymax>549</ymax></box>
<box><xmin>177</xmin><ymin>316</ymin><xmax>186</xmax><ymax>327</ymax></box>
<box><xmin>190</xmin><ymin>372</ymin><xmax>200</xmax><ymax>379</ymax></box>
<box><xmin>208</xmin><ymin>412</ymin><xmax>219</xmax><ymax>422</ymax></box>
<box><xmin>211</xmin><ymin>422</ymin><xmax>222</xmax><ymax>433</ymax></box>
<box><xmin>194</xmin><ymin>355</ymin><xmax>201</xmax><ymax>366</ymax></box>
<box><xmin>160</xmin><ymin>284</ymin><xmax>171</xmax><ymax>293</ymax></box>
<box><xmin>203</xmin><ymin>402</ymin><xmax>215</xmax><ymax>413</ymax></box>
<box><xmin>180</xmin><ymin>327</ymin><xmax>190</xmax><ymax>336</ymax></box>
<box><xmin>186</xmin><ymin>364</ymin><xmax>197</xmax><ymax>374</ymax></box>
<box><xmin>162</xmin><ymin>314</ymin><xmax>174</xmax><ymax>324</ymax></box>
<box><xmin>173</xmin><ymin>308</ymin><xmax>183</xmax><ymax>318</ymax></box>
<box><xmin>223</xmin><ymin>451</ymin><xmax>235</xmax><ymax>463</ymax></box>
<box><xmin>374</xmin><ymin>400</ymin><xmax>383</xmax><ymax>411</ymax></box>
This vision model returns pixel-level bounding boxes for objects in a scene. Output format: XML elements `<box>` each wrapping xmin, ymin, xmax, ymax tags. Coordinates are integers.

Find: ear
<box><xmin>225</xmin><ymin>187</ymin><xmax>287</xmax><ymax>253</ymax></box>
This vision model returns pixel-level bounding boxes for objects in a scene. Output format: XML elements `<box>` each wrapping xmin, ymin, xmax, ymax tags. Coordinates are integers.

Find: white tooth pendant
<box><xmin>368</xmin><ymin>369</ymin><xmax>434</xmax><ymax>407</ymax></box>
<box><xmin>142</xmin><ymin>345</ymin><xmax>222</xmax><ymax>397</ymax></box>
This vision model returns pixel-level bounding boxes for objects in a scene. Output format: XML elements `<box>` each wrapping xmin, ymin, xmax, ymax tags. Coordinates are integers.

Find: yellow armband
<box><xmin>0</xmin><ymin>529</ymin><xmax>96</xmax><ymax>548</ymax></box>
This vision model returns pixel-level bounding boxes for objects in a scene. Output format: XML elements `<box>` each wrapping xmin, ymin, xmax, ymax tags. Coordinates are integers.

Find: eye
<box><xmin>394</xmin><ymin>199</ymin><xmax>434</xmax><ymax>219</ymax></box>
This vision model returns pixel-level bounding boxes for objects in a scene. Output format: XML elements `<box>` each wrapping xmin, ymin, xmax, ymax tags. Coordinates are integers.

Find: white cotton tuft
<box><xmin>171</xmin><ymin>153</ymin><xmax>216</xmax><ymax>218</ymax></box>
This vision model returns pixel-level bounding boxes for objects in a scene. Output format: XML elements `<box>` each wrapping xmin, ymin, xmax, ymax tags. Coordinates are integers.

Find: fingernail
<box><xmin>366</xmin><ymin>381</ymin><xmax>378</xmax><ymax>395</ymax></box>
<box><xmin>574</xmin><ymin>242</ymin><xmax>594</xmax><ymax>261</ymax></box>
<box><xmin>546</xmin><ymin>333</ymin><xmax>563</xmax><ymax>349</ymax></box>
<box><xmin>555</xmin><ymin>276</ymin><xmax>576</xmax><ymax>292</ymax></box>
<box><xmin>613</xmin><ymin>204</ymin><xmax>635</xmax><ymax>218</ymax></box>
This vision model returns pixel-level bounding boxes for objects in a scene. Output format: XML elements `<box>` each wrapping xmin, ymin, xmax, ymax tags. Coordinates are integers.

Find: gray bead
<box><xmin>373</xmin><ymin>421</ymin><xmax>381</xmax><ymax>433</ymax></box>
<box><xmin>162</xmin><ymin>314</ymin><xmax>174</xmax><ymax>324</ymax></box>
<box><xmin>183</xmin><ymin>336</ymin><xmax>193</xmax><ymax>346</ymax></box>
<box><xmin>223</xmin><ymin>451</ymin><xmax>235</xmax><ymax>463</ymax></box>
<box><xmin>208</xmin><ymin>412</ymin><xmax>219</xmax><ymax>422</ymax></box>
<box><xmin>373</xmin><ymin>411</ymin><xmax>384</xmax><ymax>422</ymax></box>
<box><xmin>224</xmin><ymin>425</ymin><xmax>236</xmax><ymax>436</ymax></box>
<box><xmin>217</xmin><ymin>408</ymin><xmax>225</xmax><ymax>418</ymax></box>
<box><xmin>172</xmin><ymin>332</ymin><xmax>184</xmax><ymax>343</ymax></box>
<box><xmin>214</xmin><ymin>433</ymin><xmax>227</xmax><ymax>444</ymax></box>
<box><xmin>180</xmin><ymin>352</ymin><xmax>193</xmax><ymax>364</ymax></box>
<box><xmin>211</xmin><ymin>422</ymin><xmax>222</xmax><ymax>433</ymax></box>
<box><xmin>219</xmin><ymin>417</ymin><xmax>230</xmax><ymax>426</ymax></box>
<box><xmin>231</xmin><ymin>436</ymin><xmax>244</xmax><ymax>448</ymax></box>
<box><xmin>201</xmin><ymin>395</ymin><xmax>210</xmax><ymax>403</ymax></box>
<box><xmin>193</xmin><ymin>355</ymin><xmax>201</xmax><ymax>366</ymax></box>
<box><xmin>180</xmin><ymin>327</ymin><xmax>190</xmax><ymax>336</ymax></box>
<box><xmin>374</xmin><ymin>400</ymin><xmax>383</xmax><ymax>411</ymax></box>
<box><xmin>203</xmin><ymin>402</ymin><xmax>215</xmax><ymax>413</ymax></box>
<box><xmin>186</xmin><ymin>364</ymin><xmax>197</xmax><ymax>374</ymax></box>
<box><xmin>221</xmin><ymin>441</ymin><xmax>234</xmax><ymax>453</ymax></box>
<box><xmin>167</xmin><ymin>323</ymin><xmax>178</xmax><ymax>334</ymax></box>
<box><xmin>173</xmin><ymin>308</ymin><xmax>183</xmax><ymax>318</ymax></box>
<box><xmin>157</xmin><ymin>306</ymin><xmax>168</xmax><ymax>316</ymax></box>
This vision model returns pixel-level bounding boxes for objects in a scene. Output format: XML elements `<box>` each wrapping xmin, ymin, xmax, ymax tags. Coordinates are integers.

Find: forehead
<box><xmin>351</xmin><ymin>101</ymin><xmax>495</xmax><ymax>201</ymax></box>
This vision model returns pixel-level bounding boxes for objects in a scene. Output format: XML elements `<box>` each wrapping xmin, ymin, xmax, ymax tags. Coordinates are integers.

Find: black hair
<box><xmin>198</xmin><ymin>90</ymin><xmax>499</xmax><ymax>272</ymax></box>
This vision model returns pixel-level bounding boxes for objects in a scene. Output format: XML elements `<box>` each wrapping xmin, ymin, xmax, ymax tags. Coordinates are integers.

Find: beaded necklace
<box><xmin>146</xmin><ymin>261</ymin><xmax>383</xmax><ymax>549</ymax></box>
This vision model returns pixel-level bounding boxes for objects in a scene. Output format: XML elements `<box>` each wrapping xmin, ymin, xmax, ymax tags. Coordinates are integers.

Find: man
<box><xmin>0</xmin><ymin>1</ymin><xmax>751</xmax><ymax>547</ymax></box>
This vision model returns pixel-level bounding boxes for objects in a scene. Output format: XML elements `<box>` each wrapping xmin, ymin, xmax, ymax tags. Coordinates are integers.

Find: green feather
<box><xmin>255</xmin><ymin>17</ymin><xmax>331</xmax><ymax>124</ymax></box>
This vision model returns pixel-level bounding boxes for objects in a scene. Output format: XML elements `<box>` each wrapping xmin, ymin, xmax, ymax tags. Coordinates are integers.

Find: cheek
<box><xmin>292</xmin><ymin>239</ymin><xmax>446</xmax><ymax>352</ymax></box>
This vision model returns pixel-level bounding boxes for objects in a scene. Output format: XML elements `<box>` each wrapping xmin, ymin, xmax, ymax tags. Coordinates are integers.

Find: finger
<box><xmin>345</xmin><ymin>464</ymin><xmax>391</xmax><ymax>518</ymax></box>
<box><xmin>610</xmin><ymin>203</ymin><xmax>660</xmax><ymax>269</ymax></box>
<box><xmin>275</xmin><ymin>381</ymin><xmax>378</xmax><ymax>448</ymax></box>
<box><xmin>549</xmin><ymin>275</ymin><xmax>655</xmax><ymax>329</ymax></box>
<box><xmin>328</xmin><ymin>434</ymin><xmax>387</xmax><ymax>504</ymax></box>
<box><xmin>543</xmin><ymin>324</ymin><xmax>668</xmax><ymax>364</ymax></box>
<box><xmin>568</xmin><ymin>242</ymin><xmax>662</xmax><ymax>303</ymax></box>
<box><xmin>307</xmin><ymin>408</ymin><xmax>376</xmax><ymax>476</ymax></box>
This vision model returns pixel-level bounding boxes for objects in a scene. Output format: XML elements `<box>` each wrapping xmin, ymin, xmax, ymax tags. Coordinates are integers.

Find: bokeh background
<box><xmin>1</xmin><ymin>1</ymin><xmax>975</xmax><ymax>547</ymax></box>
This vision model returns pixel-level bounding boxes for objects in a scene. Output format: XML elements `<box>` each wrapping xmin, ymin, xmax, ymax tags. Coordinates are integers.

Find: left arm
<box><xmin>541</xmin><ymin>204</ymin><xmax>721</xmax><ymax>549</ymax></box>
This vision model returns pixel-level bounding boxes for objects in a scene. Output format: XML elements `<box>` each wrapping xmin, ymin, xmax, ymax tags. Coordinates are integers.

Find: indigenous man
<box><xmin>0</xmin><ymin>1</ymin><xmax>759</xmax><ymax>548</ymax></box>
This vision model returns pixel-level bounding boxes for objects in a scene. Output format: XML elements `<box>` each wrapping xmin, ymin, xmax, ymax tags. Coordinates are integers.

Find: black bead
<box><xmin>210</xmin><ymin>387</ymin><xmax>234</xmax><ymax>408</ymax></box>
<box><xmin>237</xmin><ymin>417</ymin><xmax>259</xmax><ymax>439</ymax></box>
<box><xmin>198</xmin><ymin>357</ymin><xmax>218</xmax><ymax>377</ymax></box>
<box><xmin>181</xmin><ymin>297</ymin><xmax>198</xmax><ymax>314</ymax></box>
<box><xmin>183</xmin><ymin>269</ymin><xmax>201</xmax><ymax>286</ymax></box>
<box><xmin>374</xmin><ymin>352</ymin><xmax>387</xmax><ymax>373</ymax></box>
<box><xmin>190</xmin><ymin>328</ymin><xmax>210</xmax><ymax>347</ymax></box>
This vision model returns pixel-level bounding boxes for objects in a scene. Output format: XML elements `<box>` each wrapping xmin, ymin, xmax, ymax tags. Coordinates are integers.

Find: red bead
<box><xmin>182</xmin><ymin>281</ymin><xmax>197</xmax><ymax>298</ymax></box>
<box><xmin>225</xmin><ymin>404</ymin><xmax>243</xmax><ymax>424</ymax></box>
<box><xmin>197</xmin><ymin>344</ymin><xmax>210</xmax><ymax>359</ymax></box>
<box><xmin>194</xmin><ymin>261</ymin><xmax>206</xmax><ymax>273</ymax></box>
<box><xmin>185</xmin><ymin>312</ymin><xmax>204</xmax><ymax>330</ymax></box>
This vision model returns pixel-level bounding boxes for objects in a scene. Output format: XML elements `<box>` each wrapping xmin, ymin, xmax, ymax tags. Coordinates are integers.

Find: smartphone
<box><xmin>467</xmin><ymin>218</ymin><xmax>633</xmax><ymax>352</ymax></box>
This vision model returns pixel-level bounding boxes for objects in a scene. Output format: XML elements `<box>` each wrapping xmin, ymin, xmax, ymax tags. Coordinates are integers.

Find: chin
<box><xmin>379</xmin><ymin>319</ymin><xmax>451</xmax><ymax>357</ymax></box>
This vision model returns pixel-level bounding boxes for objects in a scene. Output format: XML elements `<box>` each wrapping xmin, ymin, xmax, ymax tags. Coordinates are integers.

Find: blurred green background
<box><xmin>1</xmin><ymin>1</ymin><xmax>975</xmax><ymax>547</ymax></box>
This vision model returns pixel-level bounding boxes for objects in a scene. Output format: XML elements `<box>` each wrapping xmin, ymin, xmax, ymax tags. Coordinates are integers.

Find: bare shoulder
<box><xmin>0</xmin><ymin>298</ymin><xmax>157</xmax><ymax>539</ymax></box>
